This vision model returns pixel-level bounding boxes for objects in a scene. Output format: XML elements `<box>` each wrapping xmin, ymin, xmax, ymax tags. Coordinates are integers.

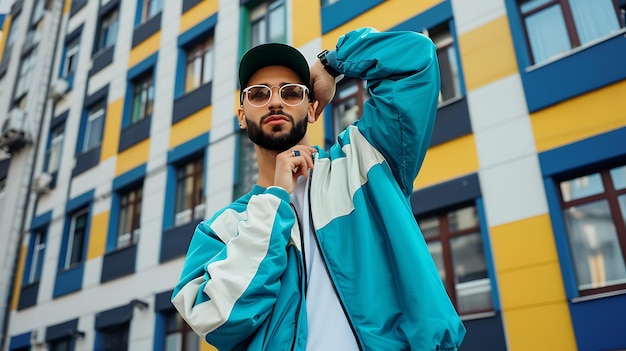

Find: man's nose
<box><xmin>268</xmin><ymin>87</ymin><xmax>283</xmax><ymax>108</ymax></box>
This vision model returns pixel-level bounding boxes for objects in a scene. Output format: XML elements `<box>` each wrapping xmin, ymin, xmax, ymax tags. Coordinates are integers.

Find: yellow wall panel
<box><xmin>531</xmin><ymin>80</ymin><xmax>626</xmax><ymax>152</ymax></box>
<box><xmin>307</xmin><ymin>114</ymin><xmax>325</xmax><ymax>148</ymax></box>
<box><xmin>505</xmin><ymin>302</ymin><xmax>576</xmax><ymax>351</ymax></box>
<box><xmin>499</xmin><ymin>262</ymin><xmax>566</xmax><ymax>309</ymax></box>
<box><xmin>200</xmin><ymin>341</ymin><xmax>218</xmax><ymax>351</ymax></box>
<box><xmin>0</xmin><ymin>16</ymin><xmax>12</xmax><ymax>60</ymax></box>
<box><xmin>10</xmin><ymin>246</ymin><xmax>27</xmax><ymax>310</ymax></box>
<box><xmin>115</xmin><ymin>139</ymin><xmax>150</xmax><ymax>176</ymax></box>
<box><xmin>169</xmin><ymin>106</ymin><xmax>212</xmax><ymax>149</ymax></box>
<box><xmin>64</xmin><ymin>0</ymin><xmax>71</xmax><ymax>14</ymax></box>
<box><xmin>491</xmin><ymin>214</ymin><xmax>559</xmax><ymax>272</ymax></box>
<box><xmin>321</xmin><ymin>0</ymin><xmax>444</xmax><ymax>49</ymax></box>
<box><xmin>128</xmin><ymin>32</ymin><xmax>161</xmax><ymax>68</ymax></box>
<box><xmin>458</xmin><ymin>16</ymin><xmax>519</xmax><ymax>91</ymax></box>
<box><xmin>87</xmin><ymin>211</ymin><xmax>109</xmax><ymax>259</ymax></box>
<box><xmin>413</xmin><ymin>135</ymin><xmax>479</xmax><ymax>189</ymax></box>
<box><xmin>179</xmin><ymin>0</ymin><xmax>219</xmax><ymax>34</ymax></box>
<box><xmin>292</xmin><ymin>1</ymin><xmax>322</xmax><ymax>47</ymax></box>
<box><xmin>101</xmin><ymin>98</ymin><xmax>124</xmax><ymax>161</ymax></box>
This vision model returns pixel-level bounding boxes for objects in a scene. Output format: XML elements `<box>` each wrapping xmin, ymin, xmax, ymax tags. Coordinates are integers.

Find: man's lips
<box><xmin>263</xmin><ymin>115</ymin><xmax>290</xmax><ymax>125</ymax></box>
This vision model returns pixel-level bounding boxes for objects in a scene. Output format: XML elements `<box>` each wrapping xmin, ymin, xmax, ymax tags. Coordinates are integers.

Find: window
<box><xmin>5</xmin><ymin>15</ymin><xmax>20</xmax><ymax>49</ymax></box>
<box><xmin>83</xmin><ymin>102</ymin><xmax>105</xmax><ymax>152</ymax></box>
<box><xmin>101</xmin><ymin>323</ymin><xmax>129</xmax><ymax>351</ymax></box>
<box><xmin>14</xmin><ymin>49</ymin><xmax>36</xmax><ymax>99</ymax></box>
<box><xmin>331</xmin><ymin>79</ymin><xmax>368</xmax><ymax>138</ymax></box>
<box><xmin>164</xmin><ymin>312</ymin><xmax>199</xmax><ymax>351</ymax></box>
<box><xmin>249</xmin><ymin>0</ymin><xmax>286</xmax><ymax>47</ymax></box>
<box><xmin>50</xmin><ymin>337</ymin><xmax>71</xmax><ymax>351</ymax></box>
<box><xmin>174</xmin><ymin>156</ymin><xmax>205</xmax><ymax>226</ymax></box>
<box><xmin>140</xmin><ymin>0</ymin><xmax>163</xmax><ymax>23</ymax></box>
<box><xmin>427</xmin><ymin>23</ymin><xmax>461</xmax><ymax>105</ymax></box>
<box><xmin>321</xmin><ymin>0</ymin><xmax>340</xmax><ymax>6</ymax></box>
<box><xmin>62</xmin><ymin>37</ymin><xmax>80</xmax><ymax>80</ymax></box>
<box><xmin>31</xmin><ymin>0</ymin><xmax>45</xmax><ymax>25</ymax></box>
<box><xmin>117</xmin><ymin>185</ymin><xmax>142</xmax><ymax>248</ymax></box>
<box><xmin>417</xmin><ymin>205</ymin><xmax>493</xmax><ymax>314</ymax></box>
<box><xmin>27</xmin><ymin>229</ymin><xmax>47</xmax><ymax>284</ymax></box>
<box><xmin>559</xmin><ymin>164</ymin><xmax>626</xmax><ymax>295</ymax></box>
<box><xmin>130</xmin><ymin>72</ymin><xmax>154</xmax><ymax>124</ymax></box>
<box><xmin>185</xmin><ymin>36</ymin><xmax>214</xmax><ymax>93</ymax></box>
<box><xmin>95</xmin><ymin>8</ymin><xmax>119</xmax><ymax>53</ymax></box>
<box><xmin>64</xmin><ymin>209</ymin><xmax>88</xmax><ymax>269</ymax></box>
<box><xmin>518</xmin><ymin>0</ymin><xmax>624</xmax><ymax>64</ymax></box>
<box><xmin>47</xmin><ymin>124</ymin><xmax>64</xmax><ymax>173</ymax></box>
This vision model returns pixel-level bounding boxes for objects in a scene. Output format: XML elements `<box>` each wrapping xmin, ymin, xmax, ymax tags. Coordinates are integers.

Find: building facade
<box><xmin>0</xmin><ymin>0</ymin><xmax>625</xmax><ymax>350</ymax></box>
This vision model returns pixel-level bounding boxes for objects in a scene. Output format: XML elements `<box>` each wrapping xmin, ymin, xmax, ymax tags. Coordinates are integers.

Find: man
<box><xmin>172</xmin><ymin>27</ymin><xmax>466</xmax><ymax>350</ymax></box>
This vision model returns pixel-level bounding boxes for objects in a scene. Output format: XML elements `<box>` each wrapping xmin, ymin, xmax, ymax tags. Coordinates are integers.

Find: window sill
<box><xmin>437</xmin><ymin>95</ymin><xmax>463</xmax><ymax>109</ymax></box>
<box><xmin>526</xmin><ymin>28</ymin><xmax>626</xmax><ymax>73</ymax></box>
<box><xmin>460</xmin><ymin>310</ymin><xmax>496</xmax><ymax>321</ymax></box>
<box><xmin>571</xmin><ymin>288</ymin><xmax>626</xmax><ymax>303</ymax></box>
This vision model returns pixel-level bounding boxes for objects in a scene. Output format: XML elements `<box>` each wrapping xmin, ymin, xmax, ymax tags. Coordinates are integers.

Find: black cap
<box><xmin>238</xmin><ymin>43</ymin><xmax>311</xmax><ymax>89</ymax></box>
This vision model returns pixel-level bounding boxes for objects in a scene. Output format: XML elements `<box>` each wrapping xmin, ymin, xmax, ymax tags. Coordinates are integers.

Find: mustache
<box><xmin>260</xmin><ymin>110</ymin><xmax>295</xmax><ymax>124</ymax></box>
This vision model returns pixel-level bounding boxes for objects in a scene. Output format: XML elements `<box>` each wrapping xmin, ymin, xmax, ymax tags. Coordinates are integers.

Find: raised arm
<box><xmin>171</xmin><ymin>187</ymin><xmax>296</xmax><ymax>350</ymax></box>
<box><xmin>314</xmin><ymin>27</ymin><xmax>440</xmax><ymax>196</ymax></box>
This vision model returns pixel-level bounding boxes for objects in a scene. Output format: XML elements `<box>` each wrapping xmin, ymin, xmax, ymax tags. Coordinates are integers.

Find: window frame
<box><xmin>556</xmin><ymin>165</ymin><xmax>626</xmax><ymax>296</ymax></box>
<box><xmin>184</xmin><ymin>36</ymin><xmax>214</xmax><ymax>93</ymax></box>
<box><xmin>46</xmin><ymin>124</ymin><xmax>65</xmax><ymax>174</ymax></box>
<box><xmin>174</xmin><ymin>155</ymin><xmax>205</xmax><ymax>226</ymax></box>
<box><xmin>13</xmin><ymin>48</ymin><xmax>36</xmax><ymax>101</ymax></box>
<box><xmin>330</xmin><ymin>78</ymin><xmax>368</xmax><ymax>140</ymax></box>
<box><xmin>100</xmin><ymin>322</ymin><xmax>130</xmax><ymax>351</ymax></box>
<box><xmin>83</xmin><ymin>102</ymin><xmax>106</xmax><ymax>152</ymax></box>
<box><xmin>416</xmin><ymin>203</ymin><xmax>494</xmax><ymax>315</ymax></box>
<box><xmin>27</xmin><ymin>228</ymin><xmax>47</xmax><ymax>284</ymax></box>
<box><xmin>95</xmin><ymin>8</ymin><xmax>119</xmax><ymax>54</ymax></box>
<box><xmin>62</xmin><ymin>37</ymin><xmax>80</xmax><ymax>79</ymax></box>
<box><xmin>164</xmin><ymin>312</ymin><xmax>199</xmax><ymax>351</ymax></box>
<box><xmin>426</xmin><ymin>22</ymin><xmax>462</xmax><ymax>106</ymax></box>
<box><xmin>140</xmin><ymin>0</ymin><xmax>163</xmax><ymax>23</ymax></box>
<box><xmin>517</xmin><ymin>0</ymin><xmax>624</xmax><ymax>65</ymax></box>
<box><xmin>64</xmin><ymin>208</ymin><xmax>88</xmax><ymax>269</ymax></box>
<box><xmin>116</xmin><ymin>185</ymin><xmax>143</xmax><ymax>249</ymax></box>
<box><xmin>130</xmin><ymin>71</ymin><xmax>154</xmax><ymax>124</ymax></box>
<box><xmin>247</xmin><ymin>0</ymin><xmax>286</xmax><ymax>47</ymax></box>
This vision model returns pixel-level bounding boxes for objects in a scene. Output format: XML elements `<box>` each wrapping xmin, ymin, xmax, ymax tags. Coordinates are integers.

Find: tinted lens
<box><xmin>246</xmin><ymin>86</ymin><xmax>271</xmax><ymax>106</ymax></box>
<box><xmin>280</xmin><ymin>84</ymin><xmax>306</xmax><ymax>105</ymax></box>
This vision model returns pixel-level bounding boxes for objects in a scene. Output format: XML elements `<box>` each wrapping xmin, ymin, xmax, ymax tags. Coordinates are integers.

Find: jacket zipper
<box><xmin>289</xmin><ymin>203</ymin><xmax>307</xmax><ymax>351</ymax></box>
<box><xmin>306</xmin><ymin>169</ymin><xmax>365</xmax><ymax>351</ymax></box>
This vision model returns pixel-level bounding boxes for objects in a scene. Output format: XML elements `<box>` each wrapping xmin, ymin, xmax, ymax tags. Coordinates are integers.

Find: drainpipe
<box><xmin>0</xmin><ymin>0</ymin><xmax>64</xmax><ymax>349</ymax></box>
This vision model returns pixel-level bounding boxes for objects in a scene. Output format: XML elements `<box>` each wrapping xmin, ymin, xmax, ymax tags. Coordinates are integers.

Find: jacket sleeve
<box><xmin>171</xmin><ymin>187</ymin><xmax>295</xmax><ymax>350</ymax></box>
<box><xmin>326</xmin><ymin>27</ymin><xmax>440</xmax><ymax>197</ymax></box>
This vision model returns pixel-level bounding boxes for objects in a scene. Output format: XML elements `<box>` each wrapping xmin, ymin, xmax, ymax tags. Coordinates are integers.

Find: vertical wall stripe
<box><xmin>87</xmin><ymin>211</ymin><xmax>109</xmax><ymax>259</ymax></box>
<box><xmin>101</xmin><ymin>98</ymin><xmax>124</xmax><ymax>160</ymax></box>
<box><xmin>10</xmin><ymin>246</ymin><xmax>27</xmax><ymax>310</ymax></box>
<box><xmin>458</xmin><ymin>15</ymin><xmax>518</xmax><ymax>91</ymax></box>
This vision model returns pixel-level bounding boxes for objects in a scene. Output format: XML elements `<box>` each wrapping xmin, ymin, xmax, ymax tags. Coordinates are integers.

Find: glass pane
<box><xmin>617</xmin><ymin>194</ymin><xmax>626</xmax><ymax>234</ymax></box>
<box><xmin>560</xmin><ymin>172</ymin><xmax>604</xmax><ymax>202</ymax></box>
<box><xmin>268</xmin><ymin>4</ymin><xmax>285</xmax><ymax>43</ymax></box>
<box><xmin>525</xmin><ymin>5</ymin><xmax>572</xmax><ymax>63</ymax></box>
<box><xmin>427</xmin><ymin>241</ymin><xmax>446</xmax><ymax>283</ymax></box>
<box><xmin>437</xmin><ymin>44</ymin><xmax>461</xmax><ymax>103</ymax></box>
<box><xmin>202</xmin><ymin>47</ymin><xmax>214</xmax><ymax>84</ymax></box>
<box><xmin>165</xmin><ymin>333</ymin><xmax>182</xmax><ymax>351</ymax></box>
<box><xmin>450</xmin><ymin>232</ymin><xmax>489</xmax><ymax>284</ymax></box>
<box><xmin>184</xmin><ymin>330</ymin><xmax>199</xmax><ymax>351</ymax></box>
<box><xmin>419</xmin><ymin>217</ymin><xmax>440</xmax><ymax>239</ymax></box>
<box><xmin>333</xmin><ymin>97</ymin><xmax>359</xmax><ymax>136</ymax></box>
<box><xmin>448</xmin><ymin>206</ymin><xmax>478</xmax><ymax>232</ymax></box>
<box><xmin>610</xmin><ymin>165</ymin><xmax>626</xmax><ymax>190</ymax></box>
<box><xmin>563</xmin><ymin>200</ymin><xmax>626</xmax><ymax>290</ymax></box>
<box><xmin>450</xmin><ymin>232</ymin><xmax>492</xmax><ymax>312</ymax></box>
<box><xmin>520</xmin><ymin>0</ymin><xmax>554</xmax><ymax>13</ymax></box>
<box><xmin>570</xmin><ymin>0</ymin><xmax>620</xmax><ymax>45</ymax></box>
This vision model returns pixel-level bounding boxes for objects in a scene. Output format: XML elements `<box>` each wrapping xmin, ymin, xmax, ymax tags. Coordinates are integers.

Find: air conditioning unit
<box><xmin>174</xmin><ymin>208</ymin><xmax>192</xmax><ymax>226</ymax></box>
<box><xmin>50</xmin><ymin>78</ymin><xmax>69</xmax><ymax>100</ymax></box>
<box><xmin>33</xmin><ymin>172</ymin><xmax>52</xmax><ymax>194</ymax></box>
<box><xmin>0</xmin><ymin>109</ymin><xmax>29</xmax><ymax>153</ymax></box>
<box><xmin>193</xmin><ymin>203</ymin><xmax>206</xmax><ymax>220</ymax></box>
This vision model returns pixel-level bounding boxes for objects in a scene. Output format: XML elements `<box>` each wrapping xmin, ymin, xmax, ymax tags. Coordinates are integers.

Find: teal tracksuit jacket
<box><xmin>172</xmin><ymin>27</ymin><xmax>466</xmax><ymax>350</ymax></box>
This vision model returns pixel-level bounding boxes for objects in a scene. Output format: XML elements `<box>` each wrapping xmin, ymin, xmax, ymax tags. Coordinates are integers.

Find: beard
<box><xmin>245</xmin><ymin>110</ymin><xmax>308</xmax><ymax>152</ymax></box>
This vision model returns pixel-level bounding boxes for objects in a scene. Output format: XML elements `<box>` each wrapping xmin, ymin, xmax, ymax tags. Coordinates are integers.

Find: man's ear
<box><xmin>237</xmin><ymin>107</ymin><xmax>247</xmax><ymax>129</ymax></box>
<box><xmin>308</xmin><ymin>101</ymin><xmax>319</xmax><ymax>123</ymax></box>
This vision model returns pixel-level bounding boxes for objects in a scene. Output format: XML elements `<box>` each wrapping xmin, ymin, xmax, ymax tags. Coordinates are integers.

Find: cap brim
<box><xmin>239</xmin><ymin>43</ymin><xmax>310</xmax><ymax>89</ymax></box>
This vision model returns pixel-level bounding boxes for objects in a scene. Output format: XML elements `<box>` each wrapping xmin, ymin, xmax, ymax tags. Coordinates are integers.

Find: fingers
<box><xmin>274</xmin><ymin>146</ymin><xmax>317</xmax><ymax>193</ymax></box>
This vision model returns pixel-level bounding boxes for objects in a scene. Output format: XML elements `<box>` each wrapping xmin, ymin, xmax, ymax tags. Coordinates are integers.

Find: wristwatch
<box><xmin>317</xmin><ymin>50</ymin><xmax>342</xmax><ymax>79</ymax></box>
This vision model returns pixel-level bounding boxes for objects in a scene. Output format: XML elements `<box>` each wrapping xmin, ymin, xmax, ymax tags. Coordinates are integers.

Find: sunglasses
<box><xmin>241</xmin><ymin>83</ymin><xmax>309</xmax><ymax>107</ymax></box>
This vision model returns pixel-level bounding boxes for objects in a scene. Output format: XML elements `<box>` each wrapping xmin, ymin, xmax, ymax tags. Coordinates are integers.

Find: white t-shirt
<box><xmin>291</xmin><ymin>177</ymin><xmax>359</xmax><ymax>351</ymax></box>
